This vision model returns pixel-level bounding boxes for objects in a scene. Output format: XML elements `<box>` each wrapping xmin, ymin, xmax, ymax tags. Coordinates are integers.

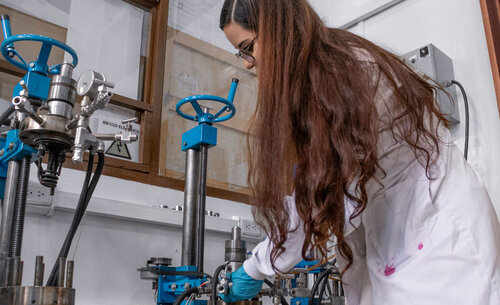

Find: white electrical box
<box><xmin>402</xmin><ymin>44</ymin><xmax>460</xmax><ymax>123</ymax></box>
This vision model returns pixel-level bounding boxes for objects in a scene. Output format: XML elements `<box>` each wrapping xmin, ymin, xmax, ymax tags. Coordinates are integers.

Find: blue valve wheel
<box><xmin>1</xmin><ymin>34</ymin><xmax>78</xmax><ymax>75</ymax></box>
<box><xmin>176</xmin><ymin>95</ymin><xmax>236</xmax><ymax>124</ymax></box>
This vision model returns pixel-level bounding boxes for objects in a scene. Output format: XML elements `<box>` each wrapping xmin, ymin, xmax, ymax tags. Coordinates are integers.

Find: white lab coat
<box><xmin>243</xmin><ymin>61</ymin><xmax>500</xmax><ymax>305</ymax></box>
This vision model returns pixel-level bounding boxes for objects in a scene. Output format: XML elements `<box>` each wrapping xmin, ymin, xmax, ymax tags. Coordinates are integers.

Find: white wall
<box><xmin>323</xmin><ymin>0</ymin><xmax>500</xmax><ymax>215</ymax></box>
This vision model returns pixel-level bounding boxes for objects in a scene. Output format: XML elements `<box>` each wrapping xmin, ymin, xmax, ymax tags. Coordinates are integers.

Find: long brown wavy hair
<box><xmin>220</xmin><ymin>0</ymin><xmax>447</xmax><ymax>272</ymax></box>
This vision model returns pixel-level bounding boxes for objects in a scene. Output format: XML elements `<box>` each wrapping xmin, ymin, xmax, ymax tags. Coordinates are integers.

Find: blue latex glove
<box><xmin>219</xmin><ymin>266</ymin><xmax>263</xmax><ymax>303</ymax></box>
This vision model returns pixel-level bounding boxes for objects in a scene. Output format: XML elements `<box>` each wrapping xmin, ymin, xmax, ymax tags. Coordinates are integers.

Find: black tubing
<box><xmin>451</xmin><ymin>80</ymin><xmax>469</xmax><ymax>160</ymax></box>
<box><xmin>0</xmin><ymin>105</ymin><xmax>15</xmax><ymax>126</ymax></box>
<box><xmin>173</xmin><ymin>287</ymin><xmax>199</xmax><ymax>305</ymax></box>
<box><xmin>318</xmin><ymin>275</ymin><xmax>329</xmax><ymax>302</ymax></box>
<box><xmin>308</xmin><ymin>269</ymin><xmax>332</xmax><ymax>305</ymax></box>
<box><xmin>264</xmin><ymin>279</ymin><xmax>289</xmax><ymax>305</ymax></box>
<box><xmin>212</xmin><ymin>264</ymin><xmax>226</xmax><ymax>305</ymax></box>
<box><xmin>46</xmin><ymin>152</ymin><xmax>105</xmax><ymax>286</ymax></box>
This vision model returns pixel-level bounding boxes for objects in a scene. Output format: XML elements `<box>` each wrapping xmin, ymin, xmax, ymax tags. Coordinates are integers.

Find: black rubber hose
<box><xmin>173</xmin><ymin>287</ymin><xmax>199</xmax><ymax>305</ymax></box>
<box><xmin>318</xmin><ymin>275</ymin><xmax>330</xmax><ymax>303</ymax></box>
<box><xmin>0</xmin><ymin>105</ymin><xmax>15</xmax><ymax>126</ymax></box>
<box><xmin>451</xmin><ymin>80</ymin><xmax>469</xmax><ymax>160</ymax></box>
<box><xmin>264</xmin><ymin>279</ymin><xmax>289</xmax><ymax>305</ymax></box>
<box><xmin>308</xmin><ymin>269</ymin><xmax>332</xmax><ymax>305</ymax></box>
<box><xmin>212</xmin><ymin>264</ymin><xmax>226</xmax><ymax>305</ymax></box>
<box><xmin>46</xmin><ymin>153</ymin><xmax>105</xmax><ymax>286</ymax></box>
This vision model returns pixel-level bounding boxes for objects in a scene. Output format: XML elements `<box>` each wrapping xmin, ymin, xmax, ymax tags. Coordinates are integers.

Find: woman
<box><xmin>219</xmin><ymin>0</ymin><xmax>500</xmax><ymax>304</ymax></box>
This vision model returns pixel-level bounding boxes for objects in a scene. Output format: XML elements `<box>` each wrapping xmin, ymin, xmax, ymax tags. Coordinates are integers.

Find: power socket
<box><xmin>26</xmin><ymin>183</ymin><xmax>52</xmax><ymax>205</ymax></box>
<box><xmin>241</xmin><ymin>219</ymin><xmax>262</xmax><ymax>238</ymax></box>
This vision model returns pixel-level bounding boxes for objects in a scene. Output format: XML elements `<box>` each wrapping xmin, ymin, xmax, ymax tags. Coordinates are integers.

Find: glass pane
<box><xmin>159</xmin><ymin>0</ymin><xmax>258</xmax><ymax>193</ymax></box>
<box><xmin>0</xmin><ymin>0</ymin><xmax>150</xmax><ymax>101</ymax></box>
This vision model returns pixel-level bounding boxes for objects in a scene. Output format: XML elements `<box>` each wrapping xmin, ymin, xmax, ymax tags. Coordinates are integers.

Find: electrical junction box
<box><xmin>402</xmin><ymin>44</ymin><xmax>460</xmax><ymax>123</ymax></box>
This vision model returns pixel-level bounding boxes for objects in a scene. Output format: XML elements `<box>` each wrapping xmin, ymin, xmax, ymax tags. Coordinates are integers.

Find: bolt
<box><xmin>297</xmin><ymin>301</ymin><xmax>301</xmax><ymax>305</ymax></box>
<box><xmin>183</xmin><ymin>142</ymin><xmax>187</xmax><ymax>147</ymax></box>
<box><xmin>184</xmin><ymin>282</ymin><xmax>190</xmax><ymax>289</ymax></box>
<box><xmin>8</xmin><ymin>143</ymin><xmax>14</xmax><ymax>150</ymax></box>
<box><xmin>0</xmin><ymin>150</ymin><xmax>4</xmax><ymax>157</ymax></box>
<box><xmin>29</xmin><ymin>62</ymin><xmax>35</xmax><ymax>68</ymax></box>
<box><xmin>171</xmin><ymin>283</ymin><xmax>177</xmax><ymax>291</ymax></box>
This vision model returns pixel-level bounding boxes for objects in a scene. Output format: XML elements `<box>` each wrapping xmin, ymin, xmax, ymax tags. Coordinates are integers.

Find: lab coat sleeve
<box><xmin>243</xmin><ymin>194</ymin><xmax>305</xmax><ymax>280</ymax></box>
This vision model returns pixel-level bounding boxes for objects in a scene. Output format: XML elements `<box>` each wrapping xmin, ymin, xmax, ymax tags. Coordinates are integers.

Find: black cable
<box><xmin>46</xmin><ymin>152</ymin><xmax>105</xmax><ymax>286</ymax></box>
<box><xmin>318</xmin><ymin>275</ymin><xmax>330</xmax><ymax>303</ymax></box>
<box><xmin>173</xmin><ymin>287</ymin><xmax>199</xmax><ymax>305</ymax></box>
<box><xmin>212</xmin><ymin>264</ymin><xmax>226</xmax><ymax>305</ymax></box>
<box><xmin>451</xmin><ymin>80</ymin><xmax>469</xmax><ymax>160</ymax></box>
<box><xmin>264</xmin><ymin>279</ymin><xmax>289</xmax><ymax>305</ymax></box>
<box><xmin>0</xmin><ymin>105</ymin><xmax>15</xmax><ymax>126</ymax></box>
<box><xmin>308</xmin><ymin>269</ymin><xmax>332</xmax><ymax>305</ymax></box>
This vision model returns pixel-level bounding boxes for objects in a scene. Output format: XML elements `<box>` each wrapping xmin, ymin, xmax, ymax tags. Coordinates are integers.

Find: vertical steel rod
<box><xmin>34</xmin><ymin>256</ymin><xmax>44</xmax><ymax>286</ymax></box>
<box><xmin>10</xmin><ymin>156</ymin><xmax>30</xmax><ymax>257</ymax></box>
<box><xmin>11</xmin><ymin>257</ymin><xmax>20</xmax><ymax>286</ymax></box>
<box><xmin>66</xmin><ymin>260</ymin><xmax>74</xmax><ymax>288</ymax></box>
<box><xmin>196</xmin><ymin>144</ymin><xmax>208</xmax><ymax>272</ymax></box>
<box><xmin>181</xmin><ymin>148</ymin><xmax>201</xmax><ymax>266</ymax></box>
<box><xmin>57</xmin><ymin>257</ymin><xmax>66</xmax><ymax>287</ymax></box>
<box><xmin>0</xmin><ymin>160</ymin><xmax>20</xmax><ymax>286</ymax></box>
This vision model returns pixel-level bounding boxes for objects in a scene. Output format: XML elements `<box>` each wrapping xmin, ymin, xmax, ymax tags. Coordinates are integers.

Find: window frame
<box><xmin>480</xmin><ymin>0</ymin><xmax>500</xmax><ymax>116</ymax></box>
<box><xmin>0</xmin><ymin>0</ymin><xmax>250</xmax><ymax>204</ymax></box>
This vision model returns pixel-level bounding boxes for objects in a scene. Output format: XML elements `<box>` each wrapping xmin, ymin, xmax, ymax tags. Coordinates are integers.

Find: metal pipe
<box><xmin>9</xmin><ymin>156</ymin><xmax>30</xmax><ymax>257</ymax></box>
<box><xmin>66</xmin><ymin>260</ymin><xmax>74</xmax><ymax>288</ymax></box>
<box><xmin>57</xmin><ymin>257</ymin><xmax>66</xmax><ymax>287</ymax></box>
<box><xmin>16</xmin><ymin>259</ymin><xmax>22</xmax><ymax>286</ymax></box>
<box><xmin>34</xmin><ymin>256</ymin><xmax>44</xmax><ymax>286</ymax></box>
<box><xmin>0</xmin><ymin>160</ymin><xmax>20</xmax><ymax>286</ymax></box>
<box><xmin>11</xmin><ymin>257</ymin><xmax>20</xmax><ymax>286</ymax></box>
<box><xmin>181</xmin><ymin>148</ymin><xmax>201</xmax><ymax>266</ymax></box>
<box><xmin>196</xmin><ymin>144</ymin><xmax>208</xmax><ymax>272</ymax></box>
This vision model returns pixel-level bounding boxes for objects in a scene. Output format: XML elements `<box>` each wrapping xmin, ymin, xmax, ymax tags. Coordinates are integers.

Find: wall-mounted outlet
<box><xmin>26</xmin><ymin>183</ymin><xmax>51</xmax><ymax>205</ymax></box>
<box><xmin>241</xmin><ymin>218</ymin><xmax>262</xmax><ymax>238</ymax></box>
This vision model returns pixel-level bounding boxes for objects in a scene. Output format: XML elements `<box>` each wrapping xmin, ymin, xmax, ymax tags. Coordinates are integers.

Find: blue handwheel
<box><xmin>176</xmin><ymin>79</ymin><xmax>239</xmax><ymax>124</ymax></box>
<box><xmin>1</xmin><ymin>34</ymin><xmax>78</xmax><ymax>75</ymax></box>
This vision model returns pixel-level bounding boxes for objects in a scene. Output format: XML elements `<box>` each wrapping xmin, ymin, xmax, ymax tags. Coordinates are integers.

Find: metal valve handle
<box><xmin>176</xmin><ymin>78</ymin><xmax>239</xmax><ymax>124</ymax></box>
<box><xmin>0</xmin><ymin>15</ymin><xmax>78</xmax><ymax>75</ymax></box>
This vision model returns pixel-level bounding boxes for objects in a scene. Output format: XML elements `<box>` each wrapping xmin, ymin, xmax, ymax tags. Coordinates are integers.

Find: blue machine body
<box><xmin>0</xmin><ymin>15</ymin><xmax>78</xmax><ymax>198</ymax></box>
<box><xmin>156</xmin><ymin>266</ymin><xmax>208</xmax><ymax>305</ymax></box>
<box><xmin>0</xmin><ymin>130</ymin><xmax>37</xmax><ymax>198</ymax></box>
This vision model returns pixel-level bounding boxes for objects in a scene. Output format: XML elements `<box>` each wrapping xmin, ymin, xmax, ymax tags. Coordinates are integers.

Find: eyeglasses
<box><xmin>235</xmin><ymin>37</ymin><xmax>257</xmax><ymax>65</ymax></box>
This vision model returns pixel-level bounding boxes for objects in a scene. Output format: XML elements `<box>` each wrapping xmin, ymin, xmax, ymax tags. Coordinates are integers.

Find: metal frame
<box><xmin>339</xmin><ymin>0</ymin><xmax>406</xmax><ymax>30</ymax></box>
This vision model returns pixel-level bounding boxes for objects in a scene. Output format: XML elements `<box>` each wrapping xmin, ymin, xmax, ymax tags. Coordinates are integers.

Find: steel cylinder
<box><xmin>225</xmin><ymin>226</ymin><xmax>246</xmax><ymax>270</ymax></box>
<box><xmin>181</xmin><ymin>148</ymin><xmax>201</xmax><ymax>266</ymax></box>
<box><xmin>9</xmin><ymin>156</ymin><xmax>30</xmax><ymax>258</ymax></box>
<box><xmin>0</xmin><ymin>160</ymin><xmax>20</xmax><ymax>286</ymax></box>
<box><xmin>196</xmin><ymin>144</ymin><xmax>208</xmax><ymax>272</ymax></box>
<box><xmin>47</xmin><ymin>62</ymin><xmax>76</xmax><ymax>119</ymax></box>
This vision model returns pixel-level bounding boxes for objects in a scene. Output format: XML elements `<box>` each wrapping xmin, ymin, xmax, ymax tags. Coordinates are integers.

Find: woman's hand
<box><xmin>219</xmin><ymin>266</ymin><xmax>264</xmax><ymax>303</ymax></box>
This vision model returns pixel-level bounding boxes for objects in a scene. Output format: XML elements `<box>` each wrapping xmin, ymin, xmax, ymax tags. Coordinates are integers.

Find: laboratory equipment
<box><xmin>0</xmin><ymin>14</ymin><xmax>138</xmax><ymax>305</ymax></box>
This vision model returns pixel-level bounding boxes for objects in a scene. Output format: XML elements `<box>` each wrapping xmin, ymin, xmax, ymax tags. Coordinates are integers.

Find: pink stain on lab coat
<box><xmin>384</xmin><ymin>264</ymin><xmax>396</xmax><ymax>276</ymax></box>
<box><xmin>418</xmin><ymin>243</ymin><xmax>424</xmax><ymax>250</ymax></box>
